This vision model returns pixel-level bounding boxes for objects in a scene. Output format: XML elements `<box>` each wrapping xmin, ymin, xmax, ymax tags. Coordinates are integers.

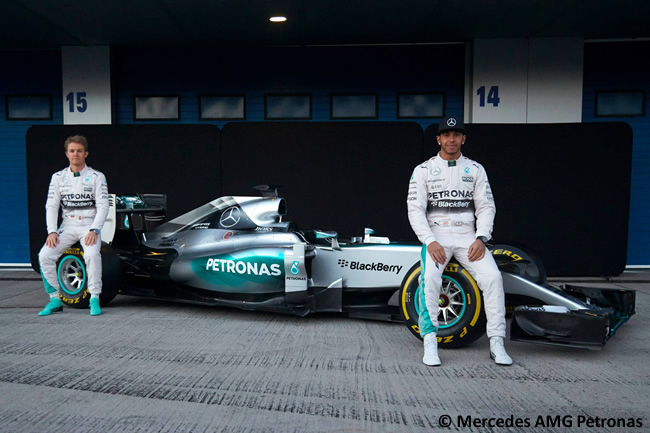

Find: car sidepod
<box><xmin>168</xmin><ymin>231</ymin><xmax>302</xmax><ymax>301</ymax></box>
<box><xmin>309</xmin><ymin>243</ymin><xmax>420</xmax><ymax>321</ymax></box>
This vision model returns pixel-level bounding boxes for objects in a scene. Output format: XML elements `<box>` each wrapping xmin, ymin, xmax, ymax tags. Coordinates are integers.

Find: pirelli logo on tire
<box><xmin>60</xmin><ymin>291</ymin><xmax>88</xmax><ymax>304</ymax></box>
<box><xmin>490</xmin><ymin>248</ymin><xmax>522</xmax><ymax>261</ymax></box>
<box><xmin>445</xmin><ymin>263</ymin><xmax>459</xmax><ymax>272</ymax></box>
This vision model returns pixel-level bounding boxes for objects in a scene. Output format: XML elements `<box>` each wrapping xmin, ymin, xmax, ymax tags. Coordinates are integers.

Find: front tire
<box><xmin>399</xmin><ymin>260</ymin><xmax>487</xmax><ymax>348</ymax></box>
<box><xmin>490</xmin><ymin>243</ymin><xmax>546</xmax><ymax>284</ymax></box>
<box><xmin>57</xmin><ymin>243</ymin><xmax>120</xmax><ymax>309</ymax></box>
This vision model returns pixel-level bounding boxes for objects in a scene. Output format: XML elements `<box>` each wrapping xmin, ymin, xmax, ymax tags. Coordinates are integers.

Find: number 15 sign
<box><xmin>62</xmin><ymin>46</ymin><xmax>112</xmax><ymax>125</ymax></box>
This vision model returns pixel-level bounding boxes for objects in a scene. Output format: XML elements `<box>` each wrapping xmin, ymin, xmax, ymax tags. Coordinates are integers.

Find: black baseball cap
<box><xmin>437</xmin><ymin>116</ymin><xmax>465</xmax><ymax>135</ymax></box>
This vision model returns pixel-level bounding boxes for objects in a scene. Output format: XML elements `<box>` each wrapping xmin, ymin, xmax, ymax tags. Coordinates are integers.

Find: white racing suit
<box><xmin>38</xmin><ymin>165</ymin><xmax>109</xmax><ymax>296</ymax></box>
<box><xmin>407</xmin><ymin>153</ymin><xmax>506</xmax><ymax>339</ymax></box>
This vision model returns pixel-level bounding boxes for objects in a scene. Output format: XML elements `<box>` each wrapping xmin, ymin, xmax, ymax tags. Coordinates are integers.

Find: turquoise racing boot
<box><xmin>38</xmin><ymin>297</ymin><xmax>63</xmax><ymax>316</ymax></box>
<box><xmin>89</xmin><ymin>297</ymin><xmax>102</xmax><ymax>316</ymax></box>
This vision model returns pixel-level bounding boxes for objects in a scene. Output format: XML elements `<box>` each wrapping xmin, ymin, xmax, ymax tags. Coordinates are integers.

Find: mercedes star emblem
<box><xmin>447</xmin><ymin>118</ymin><xmax>457</xmax><ymax>127</ymax></box>
<box><xmin>220</xmin><ymin>206</ymin><xmax>241</xmax><ymax>228</ymax></box>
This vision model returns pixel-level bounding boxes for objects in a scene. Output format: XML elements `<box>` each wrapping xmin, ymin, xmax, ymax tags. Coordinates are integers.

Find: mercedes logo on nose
<box><xmin>447</xmin><ymin>118</ymin><xmax>457</xmax><ymax>127</ymax></box>
<box><xmin>220</xmin><ymin>206</ymin><xmax>241</xmax><ymax>228</ymax></box>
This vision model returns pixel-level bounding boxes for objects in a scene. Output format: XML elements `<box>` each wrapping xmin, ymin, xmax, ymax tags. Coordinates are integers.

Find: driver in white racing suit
<box><xmin>407</xmin><ymin>116</ymin><xmax>512</xmax><ymax>366</ymax></box>
<box><xmin>37</xmin><ymin>135</ymin><xmax>109</xmax><ymax>316</ymax></box>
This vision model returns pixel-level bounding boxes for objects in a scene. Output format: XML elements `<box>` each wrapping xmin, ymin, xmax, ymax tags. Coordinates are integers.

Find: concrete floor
<box><xmin>1</xmin><ymin>269</ymin><xmax>649</xmax><ymax>433</ymax></box>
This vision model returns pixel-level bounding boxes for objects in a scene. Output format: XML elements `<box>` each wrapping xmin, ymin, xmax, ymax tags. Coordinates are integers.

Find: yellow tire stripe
<box><xmin>461</xmin><ymin>269</ymin><xmax>481</xmax><ymax>326</ymax></box>
<box><xmin>400</xmin><ymin>266</ymin><xmax>421</xmax><ymax>321</ymax></box>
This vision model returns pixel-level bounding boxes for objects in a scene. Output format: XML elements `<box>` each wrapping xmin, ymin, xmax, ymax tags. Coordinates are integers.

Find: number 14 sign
<box><xmin>476</xmin><ymin>86</ymin><xmax>500</xmax><ymax>107</ymax></box>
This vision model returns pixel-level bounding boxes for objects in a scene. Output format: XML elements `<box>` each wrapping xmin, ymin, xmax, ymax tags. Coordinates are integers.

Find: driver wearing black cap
<box><xmin>407</xmin><ymin>116</ymin><xmax>512</xmax><ymax>367</ymax></box>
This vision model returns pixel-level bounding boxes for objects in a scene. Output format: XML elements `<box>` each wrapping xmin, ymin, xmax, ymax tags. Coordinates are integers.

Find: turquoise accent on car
<box><xmin>191</xmin><ymin>250</ymin><xmax>284</xmax><ymax>287</ymax></box>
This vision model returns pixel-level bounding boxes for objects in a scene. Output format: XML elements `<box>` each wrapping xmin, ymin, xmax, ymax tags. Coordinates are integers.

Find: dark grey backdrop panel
<box><xmin>26</xmin><ymin>122</ymin><xmax>631</xmax><ymax>277</ymax></box>
<box><xmin>26</xmin><ymin>125</ymin><xmax>221</xmax><ymax>270</ymax></box>
<box><xmin>424</xmin><ymin>122</ymin><xmax>632</xmax><ymax>276</ymax></box>
<box><xmin>221</xmin><ymin>122</ymin><xmax>424</xmax><ymax>242</ymax></box>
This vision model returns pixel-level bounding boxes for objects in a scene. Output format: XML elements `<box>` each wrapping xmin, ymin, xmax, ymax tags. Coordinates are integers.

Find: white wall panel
<box><xmin>62</xmin><ymin>46</ymin><xmax>112</xmax><ymax>124</ymax></box>
<box><xmin>470</xmin><ymin>37</ymin><xmax>584</xmax><ymax>123</ymax></box>
<box><xmin>471</xmin><ymin>38</ymin><xmax>528</xmax><ymax>123</ymax></box>
<box><xmin>527</xmin><ymin>37</ymin><xmax>583</xmax><ymax>123</ymax></box>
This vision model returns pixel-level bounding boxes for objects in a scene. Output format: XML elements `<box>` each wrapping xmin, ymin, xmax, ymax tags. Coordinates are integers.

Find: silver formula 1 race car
<box><xmin>55</xmin><ymin>187</ymin><xmax>636</xmax><ymax>349</ymax></box>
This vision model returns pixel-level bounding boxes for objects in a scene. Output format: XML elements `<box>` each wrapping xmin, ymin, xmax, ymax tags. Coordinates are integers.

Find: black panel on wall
<box><xmin>221</xmin><ymin>122</ymin><xmax>424</xmax><ymax>243</ymax></box>
<box><xmin>26</xmin><ymin>122</ymin><xmax>631</xmax><ymax>277</ymax></box>
<box><xmin>424</xmin><ymin>122</ymin><xmax>632</xmax><ymax>276</ymax></box>
<box><xmin>26</xmin><ymin>125</ymin><xmax>221</xmax><ymax>269</ymax></box>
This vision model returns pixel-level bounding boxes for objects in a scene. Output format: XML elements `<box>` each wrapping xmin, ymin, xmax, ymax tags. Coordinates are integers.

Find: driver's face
<box><xmin>437</xmin><ymin>131</ymin><xmax>465</xmax><ymax>159</ymax></box>
<box><xmin>65</xmin><ymin>142</ymin><xmax>88</xmax><ymax>168</ymax></box>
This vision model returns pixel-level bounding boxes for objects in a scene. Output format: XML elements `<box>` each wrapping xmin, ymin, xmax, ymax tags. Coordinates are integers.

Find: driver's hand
<box><xmin>427</xmin><ymin>241</ymin><xmax>446</xmax><ymax>265</ymax></box>
<box><xmin>84</xmin><ymin>231</ymin><xmax>98</xmax><ymax>246</ymax></box>
<box><xmin>45</xmin><ymin>233</ymin><xmax>59</xmax><ymax>248</ymax></box>
<box><xmin>468</xmin><ymin>239</ymin><xmax>486</xmax><ymax>262</ymax></box>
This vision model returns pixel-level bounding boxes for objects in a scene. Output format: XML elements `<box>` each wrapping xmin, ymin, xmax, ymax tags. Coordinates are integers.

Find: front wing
<box><xmin>508</xmin><ymin>284</ymin><xmax>636</xmax><ymax>349</ymax></box>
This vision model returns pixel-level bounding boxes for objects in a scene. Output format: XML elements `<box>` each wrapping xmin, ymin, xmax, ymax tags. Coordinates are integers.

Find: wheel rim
<box><xmin>57</xmin><ymin>255</ymin><xmax>86</xmax><ymax>295</ymax></box>
<box><xmin>415</xmin><ymin>275</ymin><xmax>467</xmax><ymax>329</ymax></box>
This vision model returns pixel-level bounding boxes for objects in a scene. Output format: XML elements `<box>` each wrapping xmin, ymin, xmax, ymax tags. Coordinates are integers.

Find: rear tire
<box><xmin>57</xmin><ymin>242</ymin><xmax>120</xmax><ymax>309</ymax></box>
<box><xmin>399</xmin><ymin>260</ymin><xmax>487</xmax><ymax>348</ymax></box>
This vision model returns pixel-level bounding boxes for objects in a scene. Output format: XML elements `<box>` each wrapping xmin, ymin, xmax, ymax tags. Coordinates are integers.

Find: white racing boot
<box><xmin>489</xmin><ymin>337</ymin><xmax>513</xmax><ymax>366</ymax></box>
<box><xmin>422</xmin><ymin>333</ymin><xmax>441</xmax><ymax>366</ymax></box>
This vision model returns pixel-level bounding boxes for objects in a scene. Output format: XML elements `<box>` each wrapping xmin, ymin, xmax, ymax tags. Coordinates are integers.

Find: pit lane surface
<box><xmin>0</xmin><ymin>270</ymin><xmax>648</xmax><ymax>433</ymax></box>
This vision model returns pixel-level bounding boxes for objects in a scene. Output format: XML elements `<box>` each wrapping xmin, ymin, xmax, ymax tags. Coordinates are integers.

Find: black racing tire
<box><xmin>56</xmin><ymin>242</ymin><xmax>120</xmax><ymax>309</ymax></box>
<box><xmin>399</xmin><ymin>260</ymin><xmax>487</xmax><ymax>348</ymax></box>
<box><xmin>489</xmin><ymin>243</ymin><xmax>547</xmax><ymax>284</ymax></box>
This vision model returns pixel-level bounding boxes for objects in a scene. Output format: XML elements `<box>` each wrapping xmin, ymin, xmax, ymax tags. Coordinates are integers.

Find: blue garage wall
<box><xmin>0</xmin><ymin>50</ymin><xmax>62</xmax><ymax>263</ymax></box>
<box><xmin>582</xmin><ymin>41</ymin><xmax>650</xmax><ymax>266</ymax></box>
<box><xmin>112</xmin><ymin>45</ymin><xmax>465</xmax><ymax>129</ymax></box>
